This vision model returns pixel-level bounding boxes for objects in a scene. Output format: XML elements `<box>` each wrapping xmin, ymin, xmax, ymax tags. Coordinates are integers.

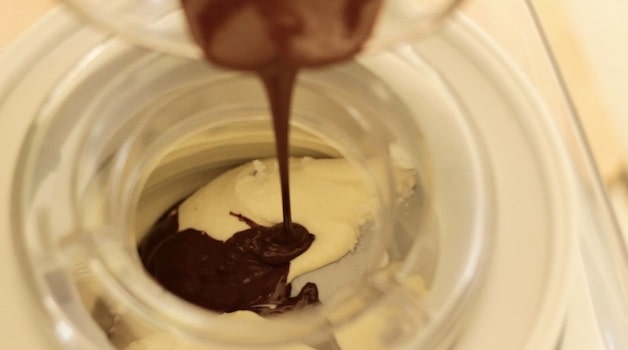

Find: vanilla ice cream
<box><xmin>178</xmin><ymin>157</ymin><xmax>382</xmax><ymax>281</ymax></box>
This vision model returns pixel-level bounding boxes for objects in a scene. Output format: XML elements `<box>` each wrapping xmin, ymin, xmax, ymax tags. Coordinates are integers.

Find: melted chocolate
<box><xmin>139</xmin><ymin>211</ymin><xmax>318</xmax><ymax>314</ymax></box>
<box><xmin>137</xmin><ymin>0</ymin><xmax>383</xmax><ymax>318</ymax></box>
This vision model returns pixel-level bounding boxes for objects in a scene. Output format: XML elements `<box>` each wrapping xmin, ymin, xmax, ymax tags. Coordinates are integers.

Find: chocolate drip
<box><xmin>258</xmin><ymin>64</ymin><xmax>298</xmax><ymax>232</ymax></box>
<box><xmin>180</xmin><ymin>0</ymin><xmax>382</xmax><ymax>235</ymax></box>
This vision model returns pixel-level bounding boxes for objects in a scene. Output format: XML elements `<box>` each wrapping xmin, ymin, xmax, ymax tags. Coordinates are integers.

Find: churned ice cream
<box><xmin>132</xmin><ymin>155</ymin><xmax>420</xmax><ymax>349</ymax></box>
<box><xmin>178</xmin><ymin>157</ymin><xmax>379</xmax><ymax>281</ymax></box>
